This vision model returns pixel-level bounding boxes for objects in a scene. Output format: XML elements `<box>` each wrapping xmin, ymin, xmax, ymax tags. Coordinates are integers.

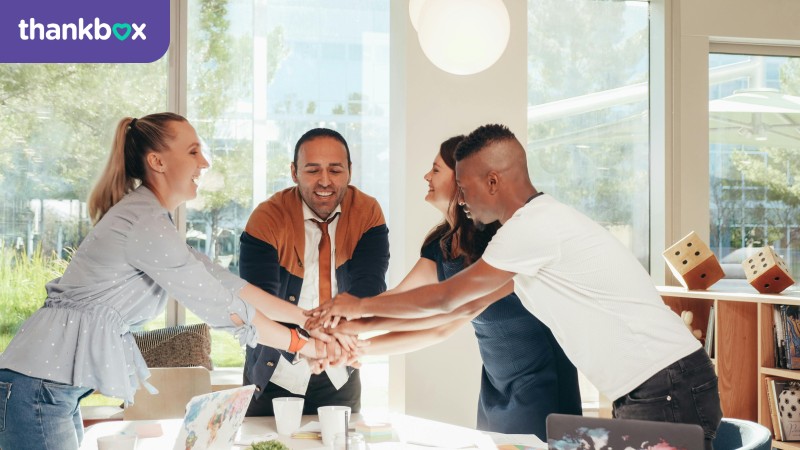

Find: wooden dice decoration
<box><xmin>663</xmin><ymin>231</ymin><xmax>725</xmax><ymax>290</ymax></box>
<box><xmin>742</xmin><ymin>246</ymin><xmax>795</xmax><ymax>294</ymax></box>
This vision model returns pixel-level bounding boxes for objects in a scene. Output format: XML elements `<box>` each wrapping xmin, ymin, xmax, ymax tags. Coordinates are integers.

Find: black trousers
<box><xmin>613</xmin><ymin>348</ymin><xmax>722</xmax><ymax>450</ymax></box>
<box><xmin>244</xmin><ymin>369</ymin><xmax>361</xmax><ymax>416</ymax></box>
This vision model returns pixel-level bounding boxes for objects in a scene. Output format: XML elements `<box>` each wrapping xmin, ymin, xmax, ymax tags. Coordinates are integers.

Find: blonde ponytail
<box><xmin>87</xmin><ymin>112</ymin><xmax>187</xmax><ymax>224</ymax></box>
<box><xmin>88</xmin><ymin>117</ymin><xmax>137</xmax><ymax>224</ymax></box>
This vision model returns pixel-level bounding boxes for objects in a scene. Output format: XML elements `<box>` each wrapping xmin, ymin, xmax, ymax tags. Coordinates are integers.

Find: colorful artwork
<box><xmin>548</xmin><ymin>426</ymin><xmax>692</xmax><ymax>450</ymax></box>
<box><xmin>173</xmin><ymin>385</ymin><xmax>256</xmax><ymax>450</ymax></box>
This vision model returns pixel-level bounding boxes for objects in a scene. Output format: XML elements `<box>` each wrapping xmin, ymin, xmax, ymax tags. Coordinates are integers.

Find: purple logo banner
<box><xmin>0</xmin><ymin>0</ymin><xmax>169</xmax><ymax>63</ymax></box>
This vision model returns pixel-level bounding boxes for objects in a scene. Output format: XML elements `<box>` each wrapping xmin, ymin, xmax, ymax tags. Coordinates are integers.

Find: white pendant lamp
<box><xmin>413</xmin><ymin>0</ymin><xmax>510</xmax><ymax>76</ymax></box>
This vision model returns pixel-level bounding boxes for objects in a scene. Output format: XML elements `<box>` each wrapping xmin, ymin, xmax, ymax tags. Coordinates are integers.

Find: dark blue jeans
<box><xmin>0</xmin><ymin>369</ymin><xmax>93</xmax><ymax>450</ymax></box>
<box><xmin>613</xmin><ymin>348</ymin><xmax>723</xmax><ymax>450</ymax></box>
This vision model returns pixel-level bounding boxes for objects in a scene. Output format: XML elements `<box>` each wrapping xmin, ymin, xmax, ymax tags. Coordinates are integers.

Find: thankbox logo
<box><xmin>1</xmin><ymin>0</ymin><xmax>168</xmax><ymax>63</ymax></box>
<box><xmin>18</xmin><ymin>18</ymin><xmax>147</xmax><ymax>41</ymax></box>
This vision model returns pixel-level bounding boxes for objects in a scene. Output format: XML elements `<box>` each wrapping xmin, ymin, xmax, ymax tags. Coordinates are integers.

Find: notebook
<box><xmin>546</xmin><ymin>414</ymin><xmax>705</xmax><ymax>450</ymax></box>
<box><xmin>173</xmin><ymin>384</ymin><xmax>256</xmax><ymax>450</ymax></box>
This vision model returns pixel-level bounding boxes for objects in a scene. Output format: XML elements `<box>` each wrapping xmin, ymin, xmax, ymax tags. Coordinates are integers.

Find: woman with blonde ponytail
<box><xmin>0</xmin><ymin>113</ymin><xmax>354</xmax><ymax>450</ymax></box>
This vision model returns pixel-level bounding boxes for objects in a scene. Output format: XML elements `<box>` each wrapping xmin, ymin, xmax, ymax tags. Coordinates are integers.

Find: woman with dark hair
<box><xmin>334</xmin><ymin>136</ymin><xmax>582</xmax><ymax>438</ymax></box>
<box><xmin>0</xmin><ymin>113</ymin><xmax>342</xmax><ymax>450</ymax></box>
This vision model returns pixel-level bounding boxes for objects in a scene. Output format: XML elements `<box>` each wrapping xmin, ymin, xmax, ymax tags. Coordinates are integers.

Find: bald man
<box><xmin>311</xmin><ymin>124</ymin><xmax>722</xmax><ymax>449</ymax></box>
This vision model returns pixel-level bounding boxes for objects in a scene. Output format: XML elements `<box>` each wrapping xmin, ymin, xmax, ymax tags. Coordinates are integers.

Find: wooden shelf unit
<box><xmin>658</xmin><ymin>280</ymin><xmax>800</xmax><ymax>447</ymax></box>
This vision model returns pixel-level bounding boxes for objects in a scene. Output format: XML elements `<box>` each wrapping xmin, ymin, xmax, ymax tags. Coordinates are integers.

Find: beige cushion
<box><xmin>132</xmin><ymin>323</ymin><xmax>213</xmax><ymax>370</ymax></box>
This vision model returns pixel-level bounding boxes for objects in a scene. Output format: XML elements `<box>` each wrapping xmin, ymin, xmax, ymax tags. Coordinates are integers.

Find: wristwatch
<box><xmin>288</xmin><ymin>327</ymin><xmax>310</xmax><ymax>355</ymax></box>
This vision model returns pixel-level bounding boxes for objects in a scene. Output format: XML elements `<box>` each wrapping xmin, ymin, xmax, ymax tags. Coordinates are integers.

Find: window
<box><xmin>709</xmin><ymin>53</ymin><xmax>800</xmax><ymax>279</ymax></box>
<box><xmin>181</xmin><ymin>0</ymin><xmax>390</xmax><ymax>406</ymax></box>
<box><xmin>527</xmin><ymin>0</ymin><xmax>650</xmax><ymax>269</ymax></box>
<box><xmin>0</xmin><ymin>61</ymin><xmax>169</xmax><ymax>353</ymax></box>
<box><xmin>527</xmin><ymin>0</ymin><xmax>650</xmax><ymax>410</ymax></box>
<box><xmin>0</xmin><ymin>0</ymin><xmax>390</xmax><ymax>411</ymax></box>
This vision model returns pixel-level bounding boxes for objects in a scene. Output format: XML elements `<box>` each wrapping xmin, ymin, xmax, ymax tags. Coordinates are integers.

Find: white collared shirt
<box><xmin>270</xmin><ymin>201</ymin><xmax>349</xmax><ymax>394</ymax></box>
<box><xmin>297</xmin><ymin>201</ymin><xmax>340</xmax><ymax>310</ymax></box>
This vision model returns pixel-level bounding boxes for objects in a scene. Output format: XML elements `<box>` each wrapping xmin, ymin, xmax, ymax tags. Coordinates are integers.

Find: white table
<box><xmin>80</xmin><ymin>414</ymin><xmax>545</xmax><ymax>450</ymax></box>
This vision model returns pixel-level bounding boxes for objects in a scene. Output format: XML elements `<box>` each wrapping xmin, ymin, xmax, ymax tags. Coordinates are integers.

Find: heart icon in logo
<box><xmin>112</xmin><ymin>23</ymin><xmax>132</xmax><ymax>41</ymax></box>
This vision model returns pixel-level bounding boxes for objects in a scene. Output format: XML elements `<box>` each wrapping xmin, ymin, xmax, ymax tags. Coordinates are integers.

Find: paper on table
<box><xmin>485</xmin><ymin>432</ymin><xmax>547</xmax><ymax>450</ymax></box>
<box><xmin>391</xmin><ymin>415</ymin><xmax>493</xmax><ymax>450</ymax></box>
<box><xmin>235</xmin><ymin>432</ymin><xmax>278</xmax><ymax>446</ymax></box>
<box><xmin>297</xmin><ymin>421</ymin><xmax>322</xmax><ymax>432</ymax></box>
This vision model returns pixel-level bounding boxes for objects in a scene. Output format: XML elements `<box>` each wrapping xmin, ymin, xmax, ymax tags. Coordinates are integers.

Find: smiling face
<box><xmin>424</xmin><ymin>153</ymin><xmax>456</xmax><ymax>215</ymax></box>
<box><xmin>154</xmin><ymin>120</ymin><xmax>209</xmax><ymax>205</ymax></box>
<box><xmin>291</xmin><ymin>136</ymin><xmax>351</xmax><ymax>219</ymax></box>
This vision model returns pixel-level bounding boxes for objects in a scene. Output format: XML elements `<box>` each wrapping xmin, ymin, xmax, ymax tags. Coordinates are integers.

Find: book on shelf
<box><xmin>782</xmin><ymin>305</ymin><xmax>800</xmax><ymax>370</ymax></box>
<box><xmin>768</xmin><ymin>378</ymin><xmax>800</xmax><ymax>441</ymax></box>
<box><xmin>704</xmin><ymin>306</ymin><xmax>715</xmax><ymax>358</ymax></box>
<box><xmin>775</xmin><ymin>305</ymin><xmax>787</xmax><ymax>369</ymax></box>
<box><xmin>766</xmin><ymin>376</ymin><xmax>784</xmax><ymax>439</ymax></box>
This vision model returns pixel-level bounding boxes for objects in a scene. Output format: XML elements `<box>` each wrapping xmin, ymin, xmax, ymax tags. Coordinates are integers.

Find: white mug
<box><xmin>318</xmin><ymin>405</ymin><xmax>351</xmax><ymax>447</ymax></box>
<box><xmin>272</xmin><ymin>397</ymin><xmax>304</xmax><ymax>435</ymax></box>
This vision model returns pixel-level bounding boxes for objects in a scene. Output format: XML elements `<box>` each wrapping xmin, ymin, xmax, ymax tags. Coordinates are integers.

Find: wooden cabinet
<box><xmin>658</xmin><ymin>280</ymin><xmax>800</xmax><ymax>450</ymax></box>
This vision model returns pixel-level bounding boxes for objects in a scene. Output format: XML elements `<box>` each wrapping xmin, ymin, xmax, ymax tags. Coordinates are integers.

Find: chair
<box><xmin>123</xmin><ymin>367</ymin><xmax>212</xmax><ymax>420</ymax></box>
<box><xmin>711</xmin><ymin>418</ymin><xmax>772</xmax><ymax>450</ymax></box>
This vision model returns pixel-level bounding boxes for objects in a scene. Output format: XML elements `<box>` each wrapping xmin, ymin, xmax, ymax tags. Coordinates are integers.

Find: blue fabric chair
<box><xmin>711</xmin><ymin>418</ymin><xmax>772</xmax><ymax>450</ymax></box>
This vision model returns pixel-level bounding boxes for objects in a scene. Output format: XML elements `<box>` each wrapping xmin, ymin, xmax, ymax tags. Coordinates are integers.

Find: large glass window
<box><xmin>527</xmin><ymin>0</ymin><xmax>650</xmax><ymax>267</ymax></box>
<box><xmin>0</xmin><ymin>62</ymin><xmax>169</xmax><ymax>353</ymax></box>
<box><xmin>527</xmin><ymin>0</ymin><xmax>650</xmax><ymax>407</ymax></box>
<box><xmin>182</xmin><ymin>0</ymin><xmax>390</xmax><ymax>408</ymax></box>
<box><xmin>709</xmin><ymin>53</ymin><xmax>800</xmax><ymax>280</ymax></box>
<box><xmin>1</xmin><ymin>0</ymin><xmax>390</xmax><ymax>411</ymax></box>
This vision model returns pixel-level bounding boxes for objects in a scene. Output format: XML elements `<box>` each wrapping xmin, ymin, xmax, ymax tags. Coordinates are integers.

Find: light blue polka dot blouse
<box><xmin>0</xmin><ymin>186</ymin><xmax>257</xmax><ymax>404</ymax></box>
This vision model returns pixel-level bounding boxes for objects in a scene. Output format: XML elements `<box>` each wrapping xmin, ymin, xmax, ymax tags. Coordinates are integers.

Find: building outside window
<box><xmin>709</xmin><ymin>53</ymin><xmax>800</xmax><ymax>279</ymax></box>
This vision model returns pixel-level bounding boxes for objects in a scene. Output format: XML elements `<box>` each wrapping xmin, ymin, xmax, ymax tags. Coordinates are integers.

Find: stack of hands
<box><xmin>301</xmin><ymin>293</ymin><xmax>371</xmax><ymax>374</ymax></box>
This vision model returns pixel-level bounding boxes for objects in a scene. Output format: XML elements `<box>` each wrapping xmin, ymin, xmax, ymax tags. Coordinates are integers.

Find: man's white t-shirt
<box><xmin>481</xmin><ymin>194</ymin><xmax>700</xmax><ymax>401</ymax></box>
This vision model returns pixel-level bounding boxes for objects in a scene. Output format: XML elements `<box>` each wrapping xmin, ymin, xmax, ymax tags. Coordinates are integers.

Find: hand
<box><xmin>342</xmin><ymin>341</ymin><xmax>369</xmax><ymax>368</ymax></box>
<box><xmin>306</xmin><ymin>293</ymin><xmax>369</xmax><ymax>329</ymax></box>
<box><xmin>326</xmin><ymin>339</ymin><xmax>346</xmax><ymax>366</ymax></box>
<box><xmin>307</xmin><ymin>357</ymin><xmax>327</xmax><ymax>375</ymax></box>
<box><xmin>325</xmin><ymin>318</ymin><xmax>366</xmax><ymax>336</ymax></box>
<box><xmin>308</xmin><ymin>327</ymin><xmax>332</xmax><ymax>343</ymax></box>
<box><xmin>332</xmin><ymin>332</ymin><xmax>360</xmax><ymax>352</ymax></box>
<box><xmin>299</xmin><ymin>338</ymin><xmax>329</xmax><ymax>374</ymax></box>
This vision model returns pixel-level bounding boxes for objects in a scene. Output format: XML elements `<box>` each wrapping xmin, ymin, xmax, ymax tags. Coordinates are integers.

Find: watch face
<box><xmin>297</xmin><ymin>327</ymin><xmax>310</xmax><ymax>339</ymax></box>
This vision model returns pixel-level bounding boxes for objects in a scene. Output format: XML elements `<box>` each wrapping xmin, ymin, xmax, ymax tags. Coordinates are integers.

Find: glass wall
<box><xmin>180</xmin><ymin>0</ymin><xmax>390</xmax><ymax>408</ymax></box>
<box><xmin>709</xmin><ymin>53</ymin><xmax>800</xmax><ymax>279</ymax></box>
<box><xmin>527</xmin><ymin>0</ymin><xmax>650</xmax><ymax>268</ymax></box>
<box><xmin>0</xmin><ymin>0</ymin><xmax>390</xmax><ymax>411</ymax></box>
<box><xmin>527</xmin><ymin>0</ymin><xmax>650</xmax><ymax>406</ymax></box>
<box><xmin>0</xmin><ymin>61</ymin><xmax>169</xmax><ymax>351</ymax></box>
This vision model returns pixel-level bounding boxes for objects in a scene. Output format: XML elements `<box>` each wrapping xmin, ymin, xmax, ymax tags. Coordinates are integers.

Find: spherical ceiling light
<box><xmin>408</xmin><ymin>0</ymin><xmax>427</xmax><ymax>31</ymax></box>
<box><xmin>416</xmin><ymin>0</ymin><xmax>510</xmax><ymax>76</ymax></box>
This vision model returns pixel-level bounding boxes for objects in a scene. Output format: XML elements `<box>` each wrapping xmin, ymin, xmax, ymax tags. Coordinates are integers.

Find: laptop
<box><xmin>173</xmin><ymin>384</ymin><xmax>256</xmax><ymax>450</ymax></box>
<box><xmin>546</xmin><ymin>414</ymin><xmax>705</xmax><ymax>450</ymax></box>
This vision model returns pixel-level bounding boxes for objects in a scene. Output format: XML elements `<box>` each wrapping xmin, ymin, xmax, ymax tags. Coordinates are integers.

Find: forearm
<box><xmin>361</xmin><ymin>319</ymin><xmax>467</xmax><ymax>356</ymax></box>
<box><xmin>353</xmin><ymin>299</ymin><xmax>485</xmax><ymax>333</ymax></box>
<box><xmin>243</xmin><ymin>311</ymin><xmax>317</xmax><ymax>358</ymax></box>
<box><xmin>353</xmin><ymin>262</ymin><xmax>514</xmax><ymax>319</ymax></box>
<box><xmin>239</xmin><ymin>283</ymin><xmax>307</xmax><ymax>326</ymax></box>
<box><xmin>356</xmin><ymin>282</ymin><xmax>461</xmax><ymax>318</ymax></box>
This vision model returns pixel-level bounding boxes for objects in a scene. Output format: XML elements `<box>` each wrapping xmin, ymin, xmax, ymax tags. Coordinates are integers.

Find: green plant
<box><xmin>0</xmin><ymin>245</ymin><xmax>68</xmax><ymax>352</ymax></box>
<box><xmin>248</xmin><ymin>439</ymin><xmax>290</xmax><ymax>450</ymax></box>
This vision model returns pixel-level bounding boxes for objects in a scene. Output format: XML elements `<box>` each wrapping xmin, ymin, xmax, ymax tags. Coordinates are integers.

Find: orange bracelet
<box><xmin>288</xmin><ymin>328</ymin><xmax>308</xmax><ymax>353</ymax></box>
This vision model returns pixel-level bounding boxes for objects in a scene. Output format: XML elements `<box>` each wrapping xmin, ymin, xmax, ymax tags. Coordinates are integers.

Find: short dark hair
<box><xmin>293</xmin><ymin>128</ymin><xmax>351</xmax><ymax>166</ymax></box>
<box><xmin>455</xmin><ymin>124</ymin><xmax>516</xmax><ymax>161</ymax></box>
